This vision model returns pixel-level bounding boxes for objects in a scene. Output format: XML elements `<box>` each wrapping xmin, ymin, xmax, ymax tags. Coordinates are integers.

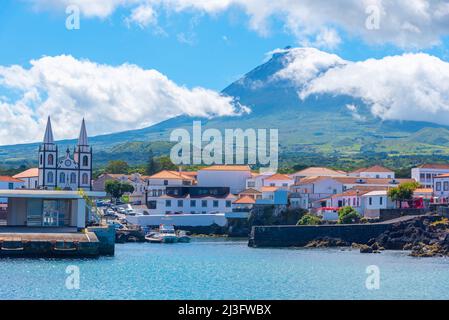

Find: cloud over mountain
<box><xmin>0</xmin><ymin>55</ymin><xmax>246</xmax><ymax>145</ymax></box>
<box><xmin>29</xmin><ymin>0</ymin><xmax>449</xmax><ymax>49</ymax></box>
<box><xmin>270</xmin><ymin>48</ymin><xmax>449</xmax><ymax>126</ymax></box>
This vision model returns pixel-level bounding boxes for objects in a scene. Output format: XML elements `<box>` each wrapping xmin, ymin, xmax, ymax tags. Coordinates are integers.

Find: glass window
<box><xmin>436</xmin><ymin>182</ymin><xmax>442</xmax><ymax>191</ymax></box>
<box><xmin>213</xmin><ymin>200</ymin><xmax>219</xmax><ymax>208</ymax></box>
<box><xmin>380</xmin><ymin>197</ymin><xmax>383</xmax><ymax>205</ymax></box>
<box><xmin>82</xmin><ymin>173</ymin><xmax>88</xmax><ymax>184</ymax></box>
<box><xmin>369</xmin><ymin>197</ymin><xmax>372</xmax><ymax>205</ymax></box>
<box><xmin>226</xmin><ymin>200</ymin><xmax>231</xmax><ymax>208</ymax></box>
<box><xmin>48</xmin><ymin>154</ymin><xmax>54</xmax><ymax>165</ymax></box>
<box><xmin>177</xmin><ymin>200</ymin><xmax>183</xmax><ymax>207</ymax></box>
<box><xmin>444</xmin><ymin>182</ymin><xmax>449</xmax><ymax>191</ymax></box>
<box><xmin>164</xmin><ymin>180</ymin><xmax>168</xmax><ymax>185</ymax></box>
<box><xmin>59</xmin><ymin>172</ymin><xmax>65</xmax><ymax>183</ymax></box>
<box><xmin>70</xmin><ymin>173</ymin><xmax>76</xmax><ymax>184</ymax></box>
<box><xmin>201</xmin><ymin>200</ymin><xmax>207</xmax><ymax>207</ymax></box>
<box><xmin>8</xmin><ymin>183</ymin><xmax>13</xmax><ymax>190</ymax></box>
<box><xmin>82</xmin><ymin>155</ymin><xmax>89</xmax><ymax>166</ymax></box>
<box><xmin>420</xmin><ymin>173</ymin><xmax>425</xmax><ymax>180</ymax></box>
<box><xmin>190</xmin><ymin>200</ymin><xmax>196</xmax><ymax>207</ymax></box>
<box><xmin>47</xmin><ymin>171</ymin><xmax>54</xmax><ymax>183</ymax></box>
<box><xmin>165</xmin><ymin>200</ymin><xmax>171</xmax><ymax>207</ymax></box>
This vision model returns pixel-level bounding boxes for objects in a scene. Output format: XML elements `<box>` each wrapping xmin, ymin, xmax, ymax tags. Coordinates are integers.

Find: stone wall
<box><xmin>379</xmin><ymin>208</ymin><xmax>427</xmax><ymax>222</ymax></box>
<box><xmin>249</xmin><ymin>223</ymin><xmax>391</xmax><ymax>247</ymax></box>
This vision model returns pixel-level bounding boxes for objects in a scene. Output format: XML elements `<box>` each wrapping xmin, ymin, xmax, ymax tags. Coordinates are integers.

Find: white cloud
<box><xmin>0</xmin><ymin>55</ymin><xmax>247</xmax><ymax>145</ymax></box>
<box><xmin>27</xmin><ymin>0</ymin><xmax>449</xmax><ymax>49</ymax></box>
<box><xmin>291</xmin><ymin>51</ymin><xmax>449</xmax><ymax>125</ymax></box>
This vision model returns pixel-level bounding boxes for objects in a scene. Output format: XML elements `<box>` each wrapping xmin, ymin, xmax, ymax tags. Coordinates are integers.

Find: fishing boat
<box><xmin>145</xmin><ymin>225</ymin><xmax>178</xmax><ymax>243</ymax></box>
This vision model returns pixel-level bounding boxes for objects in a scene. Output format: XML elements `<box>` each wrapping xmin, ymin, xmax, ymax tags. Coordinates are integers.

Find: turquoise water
<box><xmin>1</xmin><ymin>238</ymin><xmax>449</xmax><ymax>300</ymax></box>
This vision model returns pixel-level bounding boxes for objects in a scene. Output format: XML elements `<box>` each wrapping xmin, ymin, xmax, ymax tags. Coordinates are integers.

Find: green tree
<box><xmin>338</xmin><ymin>206</ymin><xmax>360</xmax><ymax>224</ymax></box>
<box><xmin>105</xmin><ymin>160</ymin><xmax>129</xmax><ymax>174</ymax></box>
<box><xmin>105</xmin><ymin>180</ymin><xmax>134</xmax><ymax>203</ymax></box>
<box><xmin>297</xmin><ymin>214</ymin><xmax>322</xmax><ymax>225</ymax></box>
<box><xmin>154</xmin><ymin>156</ymin><xmax>177</xmax><ymax>172</ymax></box>
<box><xmin>388</xmin><ymin>181</ymin><xmax>420</xmax><ymax>208</ymax></box>
<box><xmin>146</xmin><ymin>149</ymin><xmax>157</xmax><ymax>175</ymax></box>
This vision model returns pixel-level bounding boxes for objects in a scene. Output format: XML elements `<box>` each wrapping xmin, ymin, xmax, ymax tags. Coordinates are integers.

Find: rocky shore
<box><xmin>304</xmin><ymin>215</ymin><xmax>449</xmax><ymax>257</ymax></box>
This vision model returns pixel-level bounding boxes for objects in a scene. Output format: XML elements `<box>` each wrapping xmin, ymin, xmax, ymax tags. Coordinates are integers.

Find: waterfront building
<box><xmin>13</xmin><ymin>168</ymin><xmax>38</xmax><ymax>189</ymax></box>
<box><xmin>291</xmin><ymin>176</ymin><xmax>415</xmax><ymax>210</ymax></box>
<box><xmin>148</xmin><ymin>186</ymin><xmax>236</xmax><ymax>215</ymax></box>
<box><xmin>361</xmin><ymin>190</ymin><xmax>396</xmax><ymax>218</ymax></box>
<box><xmin>38</xmin><ymin>117</ymin><xmax>93</xmax><ymax>191</ymax></box>
<box><xmin>433</xmin><ymin>174</ymin><xmax>449</xmax><ymax>201</ymax></box>
<box><xmin>411</xmin><ymin>164</ymin><xmax>449</xmax><ymax>189</ymax></box>
<box><xmin>0</xmin><ymin>176</ymin><xmax>25</xmax><ymax>204</ymax></box>
<box><xmin>0</xmin><ymin>189</ymin><xmax>104</xmax><ymax>228</ymax></box>
<box><xmin>349</xmin><ymin>165</ymin><xmax>395</xmax><ymax>179</ymax></box>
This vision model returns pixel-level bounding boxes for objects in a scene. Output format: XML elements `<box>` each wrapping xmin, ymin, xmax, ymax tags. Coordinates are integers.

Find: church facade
<box><xmin>38</xmin><ymin>117</ymin><xmax>93</xmax><ymax>191</ymax></box>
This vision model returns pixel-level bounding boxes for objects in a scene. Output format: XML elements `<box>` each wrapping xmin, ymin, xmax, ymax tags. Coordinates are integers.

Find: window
<box><xmin>213</xmin><ymin>200</ymin><xmax>219</xmax><ymax>208</ymax></box>
<box><xmin>426</xmin><ymin>173</ymin><xmax>432</xmax><ymax>180</ymax></box>
<box><xmin>8</xmin><ymin>183</ymin><xmax>13</xmax><ymax>190</ymax></box>
<box><xmin>47</xmin><ymin>172</ymin><xmax>54</xmax><ymax>183</ymax></box>
<box><xmin>352</xmin><ymin>198</ymin><xmax>356</xmax><ymax>206</ymax></box>
<box><xmin>225</xmin><ymin>200</ymin><xmax>231</xmax><ymax>208</ymax></box>
<box><xmin>420</xmin><ymin>173</ymin><xmax>425</xmax><ymax>180</ymax></box>
<box><xmin>82</xmin><ymin>155</ymin><xmax>89</xmax><ymax>166</ymax></box>
<box><xmin>48</xmin><ymin>154</ymin><xmax>54</xmax><ymax>165</ymax></box>
<box><xmin>247</xmin><ymin>181</ymin><xmax>255</xmax><ymax>188</ymax></box>
<box><xmin>380</xmin><ymin>197</ymin><xmax>383</xmax><ymax>205</ymax></box>
<box><xmin>59</xmin><ymin>172</ymin><xmax>65</xmax><ymax>183</ymax></box>
<box><xmin>177</xmin><ymin>200</ymin><xmax>183</xmax><ymax>207</ymax></box>
<box><xmin>164</xmin><ymin>180</ymin><xmax>168</xmax><ymax>186</ymax></box>
<box><xmin>82</xmin><ymin>173</ymin><xmax>88</xmax><ymax>184</ymax></box>
<box><xmin>201</xmin><ymin>200</ymin><xmax>207</xmax><ymax>207</ymax></box>
<box><xmin>190</xmin><ymin>200</ymin><xmax>196</xmax><ymax>207</ymax></box>
<box><xmin>444</xmin><ymin>182</ymin><xmax>449</xmax><ymax>191</ymax></box>
<box><xmin>70</xmin><ymin>173</ymin><xmax>76</xmax><ymax>184</ymax></box>
<box><xmin>270</xmin><ymin>183</ymin><xmax>275</xmax><ymax>187</ymax></box>
<box><xmin>369</xmin><ymin>197</ymin><xmax>372</xmax><ymax>205</ymax></box>
<box><xmin>436</xmin><ymin>182</ymin><xmax>442</xmax><ymax>191</ymax></box>
<box><xmin>376</xmin><ymin>174</ymin><xmax>380</xmax><ymax>178</ymax></box>
<box><xmin>166</xmin><ymin>200</ymin><xmax>172</xmax><ymax>207</ymax></box>
<box><xmin>40</xmin><ymin>154</ymin><xmax>43</xmax><ymax>165</ymax></box>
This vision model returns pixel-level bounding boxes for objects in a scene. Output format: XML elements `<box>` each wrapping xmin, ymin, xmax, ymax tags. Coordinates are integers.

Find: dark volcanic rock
<box><xmin>305</xmin><ymin>237</ymin><xmax>350</xmax><ymax>248</ymax></box>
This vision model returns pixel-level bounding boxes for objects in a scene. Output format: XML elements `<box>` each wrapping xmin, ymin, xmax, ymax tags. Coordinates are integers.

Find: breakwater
<box><xmin>249</xmin><ymin>222</ymin><xmax>394</xmax><ymax>248</ymax></box>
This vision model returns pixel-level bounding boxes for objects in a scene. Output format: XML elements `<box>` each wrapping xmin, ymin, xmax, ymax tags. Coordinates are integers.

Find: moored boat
<box><xmin>146</xmin><ymin>225</ymin><xmax>178</xmax><ymax>243</ymax></box>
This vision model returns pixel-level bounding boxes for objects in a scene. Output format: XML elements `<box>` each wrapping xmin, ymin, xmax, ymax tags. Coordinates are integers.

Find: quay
<box><xmin>0</xmin><ymin>190</ymin><xmax>114</xmax><ymax>257</ymax></box>
<box><xmin>248</xmin><ymin>215</ymin><xmax>420</xmax><ymax>248</ymax></box>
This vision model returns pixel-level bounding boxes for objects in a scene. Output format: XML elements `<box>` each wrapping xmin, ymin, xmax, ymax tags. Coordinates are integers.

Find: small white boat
<box><xmin>177</xmin><ymin>230</ymin><xmax>191</xmax><ymax>243</ymax></box>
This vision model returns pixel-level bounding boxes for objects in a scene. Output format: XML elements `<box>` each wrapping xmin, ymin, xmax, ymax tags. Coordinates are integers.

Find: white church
<box><xmin>38</xmin><ymin>117</ymin><xmax>93</xmax><ymax>191</ymax></box>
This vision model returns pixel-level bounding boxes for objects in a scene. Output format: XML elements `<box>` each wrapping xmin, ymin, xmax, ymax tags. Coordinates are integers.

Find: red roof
<box><xmin>0</xmin><ymin>176</ymin><xmax>23</xmax><ymax>183</ymax></box>
<box><xmin>13</xmin><ymin>168</ymin><xmax>39</xmax><ymax>179</ymax></box>
<box><xmin>418</xmin><ymin>164</ymin><xmax>449</xmax><ymax>169</ymax></box>
<box><xmin>233</xmin><ymin>196</ymin><xmax>256</xmax><ymax>204</ymax></box>
<box><xmin>265</xmin><ymin>173</ymin><xmax>292</xmax><ymax>181</ymax></box>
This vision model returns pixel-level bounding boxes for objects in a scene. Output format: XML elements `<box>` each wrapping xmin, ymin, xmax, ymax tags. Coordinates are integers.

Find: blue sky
<box><xmin>1</xmin><ymin>0</ymin><xmax>449</xmax><ymax>144</ymax></box>
<box><xmin>1</xmin><ymin>0</ymin><xmax>447</xmax><ymax>90</ymax></box>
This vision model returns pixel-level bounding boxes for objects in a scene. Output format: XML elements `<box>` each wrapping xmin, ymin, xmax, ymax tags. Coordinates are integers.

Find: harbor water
<box><xmin>1</xmin><ymin>238</ymin><xmax>449</xmax><ymax>300</ymax></box>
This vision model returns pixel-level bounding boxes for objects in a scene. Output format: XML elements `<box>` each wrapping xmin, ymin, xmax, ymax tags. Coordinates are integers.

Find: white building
<box><xmin>291</xmin><ymin>176</ymin><xmax>415</xmax><ymax>210</ymax></box>
<box><xmin>349</xmin><ymin>165</ymin><xmax>395</xmax><ymax>179</ymax></box>
<box><xmin>433</xmin><ymin>174</ymin><xmax>449</xmax><ymax>200</ymax></box>
<box><xmin>0</xmin><ymin>176</ymin><xmax>25</xmax><ymax>203</ymax></box>
<box><xmin>13</xmin><ymin>168</ymin><xmax>38</xmax><ymax>189</ymax></box>
<box><xmin>197</xmin><ymin>165</ymin><xmax>252</xmax><ymax>194</ymax></box>
<box><xmin>361</xmin><ymin>190</ymin><xmax>396</xmax><ymax>218</ymax></box>
<box><xmin>412</xmin><ymin>164</ymin><xmax>449</xmax><ymax>189</ymax></box>
<box><xmin>150</xmin><ymin>186</ymin><xmax>236</xmax><ymax>215</ymax></box>
<box><xmin>38</xmin><ymin>117</ymin><xmax>92</xmax><ymax>191</ymax></box>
